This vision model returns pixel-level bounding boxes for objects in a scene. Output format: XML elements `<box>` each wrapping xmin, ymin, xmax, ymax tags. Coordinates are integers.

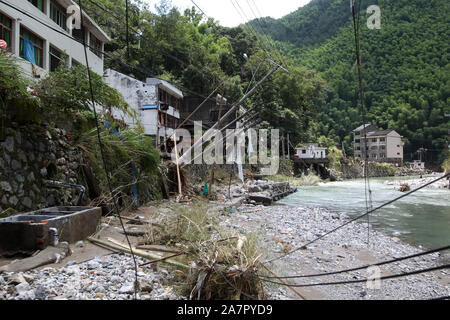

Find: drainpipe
<box><xmin>44</xmin><ymin>180</ymin><xmax>86</xmax><ymax>206</ymax></box>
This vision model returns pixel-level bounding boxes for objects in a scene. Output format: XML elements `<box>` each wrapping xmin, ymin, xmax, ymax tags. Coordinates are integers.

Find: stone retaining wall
<box><xmin>0</xmin><ymin>122</ymin><xmax>82</xmax><ymax>214</ymax></box>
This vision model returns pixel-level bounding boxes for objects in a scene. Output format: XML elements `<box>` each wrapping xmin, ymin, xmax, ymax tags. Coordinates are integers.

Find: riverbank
<box><xmin>219</xmin><ymin>203</ymin><xmax>449</xmax><ymax>300</ymax></box>
<box><xmin>0</xmin><ymin>178</ymin><xmax>448</xmax><ymax>300</ymax></box>
<box><xmin>385</xmin><ymin>173</ymin><xmax>449</xmax><ymax>189</ymax></box>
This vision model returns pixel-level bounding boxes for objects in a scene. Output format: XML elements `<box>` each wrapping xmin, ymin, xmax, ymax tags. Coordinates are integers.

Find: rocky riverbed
<box><xmin>1</xmin><ymin>179</ymin><xmax>448</xmax><ymax>300</ymax></box>
<box><xmin>0</xmin><ymin>252</ymin><xmax>185</xmax><ymax>300</ymax></box>
<box><xmin>218</xmin><ymin>203</ymin><xmax>449</xmax><ymax>300</ymax></box>
<box><xmin>385</xmin><ymin>174</ymin><xmax>449</xmax><ymax>190</ymax></box>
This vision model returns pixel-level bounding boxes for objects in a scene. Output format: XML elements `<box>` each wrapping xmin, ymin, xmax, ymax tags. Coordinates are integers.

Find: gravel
<box><xmin>0</xmin><ymin>253</ymin><xmax>186</xmax><ymax>300</ymax></box>
<box><xmin>218</xmin><ymin>203</ymin><xmax>450</xmax><ymax>300</ymax></box>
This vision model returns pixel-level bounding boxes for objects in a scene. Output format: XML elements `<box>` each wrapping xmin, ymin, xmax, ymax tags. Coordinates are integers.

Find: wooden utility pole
<box><xmin>173</xmin><ymin>131</ymin><xmax>182</xmax><ymax>197</ymax></box>
<box><xmin>209</xmin><ymin>95</ymin><xmax>225</xmax><ymax>193</ymax></box>
<box><xmin>178</xmin><ymin>63</ymin><xmax>282</xmax><ymax>166</ymax></box>
<box><xmin>287</xmin><ymin>133</ymin><xmax>291</xmax><ymax>159</ymax></box>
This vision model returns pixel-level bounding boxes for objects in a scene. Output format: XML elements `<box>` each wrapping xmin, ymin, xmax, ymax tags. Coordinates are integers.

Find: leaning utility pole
<box><xmin>178</xmin><ymin>62</ymin><xmax>282</xmax><ymax>166</ymax></box>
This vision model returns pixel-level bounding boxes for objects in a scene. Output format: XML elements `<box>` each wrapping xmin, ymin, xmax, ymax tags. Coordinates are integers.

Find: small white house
<box><xmin>103</xmin><ymin>69</ymin><xmax>182</xmax><ymax>145</ymax></box>
<box><xmin>410</xmin><ymin>160</ymin><xmax>425</xmax><ymax>170</ymax></box>
<box><xmin>295</xmin><ymin>144</ymin><xmax>327</xmax><ymax>159</ymax></box>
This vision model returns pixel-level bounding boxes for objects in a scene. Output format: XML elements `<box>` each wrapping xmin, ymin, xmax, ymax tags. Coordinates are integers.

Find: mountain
<box><xmin>249</xmin><ymin>0</ymin><xmax>450</xmax><ymax>162</ymax></box>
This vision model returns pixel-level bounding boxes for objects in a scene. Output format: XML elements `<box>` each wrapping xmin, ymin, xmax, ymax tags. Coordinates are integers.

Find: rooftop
<box><xmin>146</xmin><ymin>78</ymin><xmax>183</xmax><ymax>99</ymax></box>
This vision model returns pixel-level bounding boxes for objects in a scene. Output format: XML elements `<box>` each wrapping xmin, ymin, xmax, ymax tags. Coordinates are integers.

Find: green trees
<box><xmin>78</xmin><ymin>0</ymin><xmax>327</xmax><ymax>144</ymax></box>
<box><xmin>250</xmin><ymin>0</ymin><xmax>450</xmax><ymax>162</ymax></box>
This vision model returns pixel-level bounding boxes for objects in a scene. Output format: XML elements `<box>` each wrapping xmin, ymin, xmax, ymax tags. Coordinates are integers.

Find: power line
<box><xmin>84</xmin><ymin>0</ymin><xmax>218</xmax><ymax>86</ymax></box>
<box><xmin>229</xmin><ymin>0</ymin><xmax>272</xmax><ymax>59</ymax></box>
<box><xmin>189</xmin><ymin>0</ymin><xmax>208</xmax><ymax>18</ymax></box>
<box><xmin>246</xmin><ymin>0</ymin><xmax>288</xmax><ymax>68</ymax></box>
<box><xmin>258</xmin><ymin>245</ymin><xmax>450</xmax><ymax>279</ymax></box>
<box><xmin>0</xmin><ymin>0</ymin><xmax>240</xmax><ymax>111</ymax></box>
<box><xmin>259</xmin><ymin>264</ymin><xmax>450</xmax><ymax>288</ymax></box>
<box><xmin>351</xmin><ymin>0</ymin><xmax>372</xmax><ymax>247</ymax></box>
<box><xmin>77</xmin><ymin>0</ymin><xmax>139</xmax><ymax>299</ymax></box>
<box><xmin>215</xmin><ymin>267</ymin><xmax>259</xmax><ymax>300</ymax></box>
<box><xmin>263</xmin><ymin>172</ymin><xmax>450</xmax><ymax>264</ymax></box>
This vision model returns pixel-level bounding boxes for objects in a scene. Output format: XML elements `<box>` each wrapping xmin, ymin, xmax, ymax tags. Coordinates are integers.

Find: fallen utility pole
<box><xmin>178</xmin><ymin>62</ymin><xmax>282</xmax><ymax>166</ymax></box>
<box><xmin>162</xmin><ymin>82</ymin><xmax>224</xmax><ymax>148</ymax></box>
<box><xmin>87</xmin><ymin>237</ymin><xmax>189</xmax><ymax>270</ymax></box>
<box><xmin>185</xmin><ymin>112</ymin><xmax>260</xmax><ymax>168</ymax></box>
<box><xmin>209</xmin><ymin>95</ymin><xmax>226</xmax><ymax>192</ymax></box>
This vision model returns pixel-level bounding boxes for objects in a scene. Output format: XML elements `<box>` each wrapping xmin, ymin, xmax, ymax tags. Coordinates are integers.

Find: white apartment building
<box><xmin>103</xmin><ymin>69</ymin><xmax>183</xmax><ymax>145</ymax></box>
<box><xmin>0</xmin><ymin>0</ymin><xmax>109</xmax><ymax>77</ymax></box>
<box><xmin>353</xmin><ymin>124</ymin><xmax>404</xmax><ymax>165</ymax></box>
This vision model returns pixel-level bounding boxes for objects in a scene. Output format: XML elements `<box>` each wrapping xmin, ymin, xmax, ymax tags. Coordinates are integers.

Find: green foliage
<box><xmin>77</xmin><ymin>127</ymin><xmax>161</xmax><ymax>205</ymax></box>
<box><xmin>0</xmin><ymin>53</ymin><xmax>40</xmax><ymax>125</ymax></box>
<box><xmin>442</xmin><ymin>150</ymin><xmax>450</xmax><ymax>173</ymax></box>
<box><xmin>35</xmin><ymin>64</ymin><xmax>132</xmax><ymax>119</ymax></box>
<box><xmin>328</xmin><ymin>145</ymin><xmax>344</xmax><ymax>170</ymax></box>
<box><xmin>255</xmin><ymin>0</ymin><xmax>450</xmax><ymax>162</ymax></box>
<box><xmin>0</xmin><ymin>53</ymin><xmax>34</xmax><ymax>102</ymax></box>
<box><xmin>80</xmin><ymin>0</ymin><xmax>326</xmax><ymax>144</ymax></box>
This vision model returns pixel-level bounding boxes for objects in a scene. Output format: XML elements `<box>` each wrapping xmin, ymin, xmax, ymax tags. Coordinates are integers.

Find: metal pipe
<box><xmin>44</xmin><ymin>180</ymin><xmax>86</xmax><ymax>206</ymax></box>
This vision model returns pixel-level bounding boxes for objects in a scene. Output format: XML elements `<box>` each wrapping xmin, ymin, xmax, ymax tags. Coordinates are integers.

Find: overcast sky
<box><xmin>145</xmin><ymin>0</ymin><xmax>311</xmax><ymax>27</ymax></box>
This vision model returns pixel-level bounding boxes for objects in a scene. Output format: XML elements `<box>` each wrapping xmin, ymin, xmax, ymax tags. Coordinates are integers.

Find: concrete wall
<box><xmin>386</xmin><ymin>132</ymin><xmax>404</xmax><ymax>160</ymax></box>
<box><xmin>103</xmin><ymin>69</ymin><xmax>182</xmax><ymax>138</ymax></box>
<box><xmin>1</xmin><ymin>0</ymin><xmax>107</xmax><ymax>75</ymax></box>
<box><xmin>103</xmin><ymin>68</ymin><xmax>159</xmax><ymax>135</ymax></box>
<box><xmin>0</xmin><ymin>122</ymin><xmax>82</xmax><ymax>214</ymax></box>
<box><xmin>296</xmin><ymin>147</ymin><xmax>327</xmax><ymax>159</ymax></box>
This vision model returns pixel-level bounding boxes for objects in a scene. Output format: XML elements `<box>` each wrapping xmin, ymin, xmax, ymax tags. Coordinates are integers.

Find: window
<box><xmin>372</xmin><ymin>138</ymin><xmax>377</xmax><ymax>142</ymax></box>
<box><xmin>356</xmin><ymin>147</ymin><xmax>361</xmax><ymax>151</ymax></box>
<box><xmin>379</xmin><ymin>153</ymin><xmax>386</xmax><ymax>158</ymax></box>
<box><xmin>302</xmin><ymin>150</ymin><xmax>306</xmax><ymax>154</ymax></box>
<box><xmin>159</xmin><ymin>90</ymin><xmax>169</xmax><ymax>109</ymax></box>
<box><xmin>19</xmin><ymin>27</ymin><xmax>44</xmax><ymax>67</ymax></box>
<box><xmin>355</xmin><ymin>139</ymin><xmax>360</xmax><ymax>143</ymax></box>
<box><xmin>0</xmin><ymin>13</ymin><xmax>12</xmax><ymax>51</ymax></box>
<box><xmin>50</xmin><ymin>45</ymin><xmax>64</xmax><ymax>72</ymax></box>
<box><xmin>380</xmin><ymin>138</ymin><xmax>386</xmax><ymax>142</ymax></box>
<box><xmin>72</xmin><ymin>28</ymin><xmax>85</xmax><ymax>43</ymax></box>
<box><xmin>89</xmin><ymin>32</ymin><xmax>102</xmax><ymax>58</ymax></box>
<box><xmin>371</xmin><ymin>146</ymin><xmax>377</xmax><ymax>150</ymax></box>
<box><xmin>50</xmin><ymin>0</ymin><xmax>67</xmax><ymax>30</ymax></box>
<box><xmin>28</xmin><ymin>0</ymin><xmax>45</xmax><ymax>12</ymax></box>
<box><xmin>71</xmin><ymin>59</ymin><xmax>80</xmax><ymax>67</ymax></box>
<box><xmin>380</xmin><ymin>145</ymin><xmax>386</xmax><ymax>150</ymax></box>
<box><xmin>355</xmin><ymin>131</ymin><xmax>360</xmax><ymax>136</ymax></box>
<box><xmin>371</xmin><ymin>154</ymin><xmax>377</xmax><ymax>159</ymax></box>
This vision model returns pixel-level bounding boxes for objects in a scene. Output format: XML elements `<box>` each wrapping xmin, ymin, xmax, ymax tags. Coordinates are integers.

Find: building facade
<box><xmin>0</xmin><ymin>0</ymin><xmax>109</xmax><ymax>77</ymax></box>
<box><xmin>295</xmin><ymin>144</ymin><xmax>327</xmax><ymax>159</ymax></box>
<box><xmin>103</xmin><ymin>69</ymin><xmax>183</xmax><ymax>146</ymax></box>
<box><xmin>353</xmin><ymin>124</ymin><xmax>404</xmax><ymax>165</ymax></box>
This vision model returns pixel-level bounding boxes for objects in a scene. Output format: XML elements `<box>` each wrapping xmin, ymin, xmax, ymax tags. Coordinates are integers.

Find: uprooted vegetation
<box><xmin>121</xmin><ymin>201</ymin><xmax>266</xmax><ymax>300</ymax></box>
<box><xmin>269</xmin><ymin>170</ymin><xmax>321</xmax><ymax>186</ymax></box>
<box><xmin>75</xmin><ymin>127</ymin><xmax>162</xmax><ymax>212</ymax></box>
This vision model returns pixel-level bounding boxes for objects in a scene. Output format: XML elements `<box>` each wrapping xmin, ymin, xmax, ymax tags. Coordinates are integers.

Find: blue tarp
<box><xmin>141</xmin><ymin>105</ymin><xmax>158</xmax><ymax>110</ymax></box>
<box><xmin>23</xmin><ymin>39</ymin><xmax>36</xmax><ymax>65</ymax></box>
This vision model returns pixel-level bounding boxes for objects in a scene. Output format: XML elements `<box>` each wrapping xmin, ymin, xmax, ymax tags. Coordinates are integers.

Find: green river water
<box><xmin>279</xmin><ymin>176</ymin><xmax>450</xmax><ymax>249</ymax></box>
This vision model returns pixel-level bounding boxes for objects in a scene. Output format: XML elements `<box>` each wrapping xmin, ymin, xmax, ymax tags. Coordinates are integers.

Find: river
<box><xmin>279</xmin><ymin>175</ymin><xmax>450</xmax><ymax>249</ymax></box>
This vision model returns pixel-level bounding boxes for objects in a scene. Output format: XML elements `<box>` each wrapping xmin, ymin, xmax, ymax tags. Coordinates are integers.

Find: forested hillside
<box><xmin>80</xmin><ymin>0</ymin><xmax>325</xmax><ymax>144</ymax></box>
<box><xmin>250</xmin><ymin>0</ymin><xmax>450</xmax><ymax>161</ymax></box>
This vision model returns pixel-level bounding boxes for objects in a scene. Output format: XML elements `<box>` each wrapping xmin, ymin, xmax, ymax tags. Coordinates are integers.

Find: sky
<box><xmin>146</xmin><ymin>0</ymin><xmax>311</xmax><ymax>27</ymax></box>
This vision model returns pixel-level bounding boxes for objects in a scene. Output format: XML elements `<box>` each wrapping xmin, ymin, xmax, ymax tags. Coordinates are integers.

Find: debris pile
<box><xmin>210</xmin><ymin>179</ymin><xmax>297</xmax><ymax>206</ymax></box>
